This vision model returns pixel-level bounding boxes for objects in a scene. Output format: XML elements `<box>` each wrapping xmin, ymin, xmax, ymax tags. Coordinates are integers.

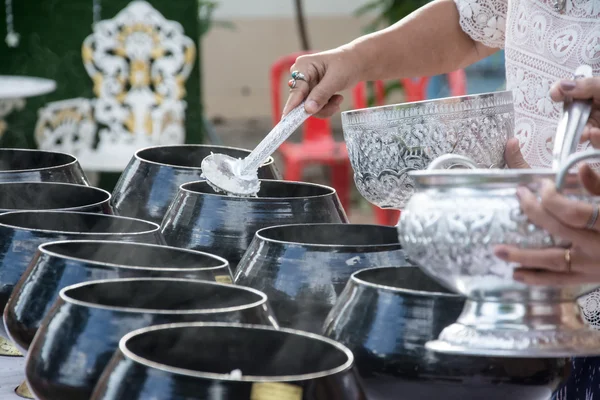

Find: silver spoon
<box><xmin>551</xmin><ymin>64</ymin><xmax>593</xmax><ymax>170</ymax></box>
<box><xmin>201</xmin><ymin>102</ymin><xmax>311</xmax><ymax>196</ymax></box>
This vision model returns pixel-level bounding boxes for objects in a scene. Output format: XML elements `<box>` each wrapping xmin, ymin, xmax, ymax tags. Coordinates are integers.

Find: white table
<box><xmin>0</xmin><ymin>75</ymin><xmax>56</xmax><ymax>136</ymax></box>
<box><xmin>0</xmin><ymin>356</ymin><xmax>26</xmax><ymax>399</ymax></box>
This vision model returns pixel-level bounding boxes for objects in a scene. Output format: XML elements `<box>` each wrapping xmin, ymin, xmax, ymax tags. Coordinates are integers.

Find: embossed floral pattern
<box><xmin>342</xmin><ymin>93</ymin><xmax>514</xmax><ymax>208</ymax></box>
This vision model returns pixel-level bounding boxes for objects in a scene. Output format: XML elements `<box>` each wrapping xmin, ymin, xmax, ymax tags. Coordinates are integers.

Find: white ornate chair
<box><xmin>35</xmin><ymin>0</ymin><xmax>196</xmax><ymax>173</ymax></box>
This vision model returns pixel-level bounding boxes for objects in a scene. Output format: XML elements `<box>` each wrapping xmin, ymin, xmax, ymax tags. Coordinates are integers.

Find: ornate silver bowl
<box><xmin>342</xmin><ymin>90</ymin><xmax>514</xmax><ymax>209</ymax></box>
<box><xmin>398</xmin><ymin>151</ymin><xmax>600</xmax><ymax>357</ymax></box>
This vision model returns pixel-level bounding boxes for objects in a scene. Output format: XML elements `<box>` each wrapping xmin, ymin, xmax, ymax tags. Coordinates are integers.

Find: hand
<box><xmin>550</xmin><ymin>77</ymin><xmax>600</xmax><ymax>147</ymax></box>
<box><xmin>282</xmin><ymin>47</ymin><xmax>363</xmax><ymax>118</ymax></box>
<box><xmin>493</xmin><ymin>179</ymin><xmax>600</xmax><ymax>285</ymax></box>
<box><xmin>504</xmin><ymin>137</ymin><xmax>530</xmax><ymax>169</ymax></box>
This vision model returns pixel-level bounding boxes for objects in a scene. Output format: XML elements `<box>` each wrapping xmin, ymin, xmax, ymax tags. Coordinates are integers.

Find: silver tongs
<box><xmin>551</xmin><ymin>65</ymin><xmax>594</xmax><ymax>170</ymax></box>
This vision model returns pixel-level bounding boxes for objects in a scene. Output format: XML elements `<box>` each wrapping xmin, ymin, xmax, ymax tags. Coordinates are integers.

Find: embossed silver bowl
<box><xmin>398</xmin><ymin>151</ymin><xmax>600</xmax><ymax>357</ymax></box>
<box><xmin>342</xmin><ymin>90</ymin><xmax>514</xmax><ymax>209</ymax></box>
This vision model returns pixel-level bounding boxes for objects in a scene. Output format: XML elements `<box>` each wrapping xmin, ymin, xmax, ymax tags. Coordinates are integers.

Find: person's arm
<box><xmin>348</xmin><ymin>0</ymin><xmax>499</xmax><ymax>83</ymax></box>
<box><xmin>284</xmin><ymin>0</ymin><xmax>505</xmax><ymax>117</ymax></box>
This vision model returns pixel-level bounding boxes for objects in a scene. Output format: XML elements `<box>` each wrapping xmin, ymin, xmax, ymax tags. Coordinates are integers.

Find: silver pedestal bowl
<box><xmin>342</xmin><ymin>90</ymin><xmax>514</xmax><ymax>209</ymax></box>
<box><xmin>398</xmin><ymin>151</ymin><xmax>600</xmax><ymax>357</ymax></box>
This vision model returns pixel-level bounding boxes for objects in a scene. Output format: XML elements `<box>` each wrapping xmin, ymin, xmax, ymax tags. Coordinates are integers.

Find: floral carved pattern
<box><xmin>342</xmin><ymin>92</ymin><xmax>514</xmax><ymax>208</ymax></box>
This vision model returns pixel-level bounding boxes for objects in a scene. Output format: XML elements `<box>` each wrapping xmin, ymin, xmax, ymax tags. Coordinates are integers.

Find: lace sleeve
<box><xmin>454</xmin><ymin>0</ymin><xmax>508</xmax><ymax>49</ymax></box>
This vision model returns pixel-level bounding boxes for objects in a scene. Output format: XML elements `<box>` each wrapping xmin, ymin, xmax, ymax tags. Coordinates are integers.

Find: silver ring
<box><xmin>586</xmin><ymin>203</ymin><xmax>599</xmax><ymax>229</ymax></box>
<box><xmin>291</xmin><ymin>71</ymin><xmax>307</xmax><ymax>82</ymax></box>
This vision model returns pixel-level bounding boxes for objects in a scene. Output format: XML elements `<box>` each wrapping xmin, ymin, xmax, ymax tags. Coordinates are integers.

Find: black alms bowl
<box><xmin>111</xmin><ymin>144</ymin><xmax>280</xmax><ymax>224</ymax></box>
<box><xmin>25</xmin><ymin>278</ymin><xmax>277</xmax><ymax>400</ymax></box>
<box><xmin>235</xmin><ymin>223</ymin><xmax>412</xmax><ymax>333</ymax></box>
<box><xmin>5</xmin><ymin>239</ymin><xmax>232</xmax><ymax>356</ymax></box>
<box><xmin>0</xmin><ymin>148</ymin><xmax>88</xmax><ymax>184</ymax></box>
<box><xmin>89</xmin><ymin>322</ymin><xmax>366</xmax><ymax>400</ymax></box>
<box><xmin>160</xmin><ymin>180</ymin><xmax>349</xmax><ymax>271</ymax></box>
<box><xmin>0</xmin><ymin>211</ymin><xmax>161</xmax><ymax>337</ymax></box>
<box><xmin>323</xmin><ymin>267</ymin><xmax>570</xmax><ymax>400</ymax></box>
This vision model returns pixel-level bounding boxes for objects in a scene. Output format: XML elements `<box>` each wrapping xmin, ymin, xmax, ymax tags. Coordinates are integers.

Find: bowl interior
<box><xmin>0</xmin><ymin>183</ymin><xmax>108</xmax><ymax>210</ymax></box>
<box><xmin>125</xmin><ymin>325</ymin><xmax>349</xmax><ymax>377</ymax></box>
<box><xmin>0</xmin><ymin>150</ymin><xmax>75</xmax><ymax>171</ymax></box>
<box><xmin>260</xmin><ymin>224</ymin><xmax>399</xmax><ymax>246</ymax></box>
<box><xmin>186</xmin><ymin>180</ymin><xmax>334</xmax><ymax>198</ymax></box>
<box><xmin>355</xmin><ymin>267</ymin><xmax>456</xmax><ymax>295</ymax></box>
<box><xmin>0</xmin><ymin>212</ymin><xmax>154</xmax><ymax>233</ymax></box>
<box><xmin>64</xmin><ymin>279</ymin><xmax>260</xmax><ymax>311</ymax></box>
<box><xmin>43</xmin><ymin>241</ymin><xmax>225</xmax><ymax>270</ymax></box>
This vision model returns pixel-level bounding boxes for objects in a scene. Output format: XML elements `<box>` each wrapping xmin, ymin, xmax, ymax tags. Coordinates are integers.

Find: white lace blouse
<box><xmin>454</xmin><ymin>0</ymin><xmax>600</xmax><ymax>169</ymax></box>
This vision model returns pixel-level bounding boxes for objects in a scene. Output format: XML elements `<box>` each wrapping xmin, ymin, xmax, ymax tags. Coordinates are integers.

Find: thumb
<box><xmin>305</xmin><ymin>73</ymin><xmax>347</xmax><ymax>115</ymax></box>
<box><xmin>579</xmin><ymin>164</ymin><xmax>600</xmax><ymax>195</ymax></box>
<box><xmin>505</xmin><ymin>138</ymin><xmax>530</xmax><ymax>169</ymax></box>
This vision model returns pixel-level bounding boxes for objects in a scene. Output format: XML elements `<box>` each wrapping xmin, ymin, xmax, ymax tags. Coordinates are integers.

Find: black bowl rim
<box><xmin>59</xmin><ymin>278</ymin><xmax>267</xmax><ymax>314</ymax></box>
<box><xmin>119</xmin><ymin>322</ymin><xmax>354</xmax><ymax>382</ymax></box>
<box><xmin>0</xmin><ymin>210</ymin><xmax>159</xmax><ymax>235</ymax></box>
<box><xmin>38</xmin><ymin>240</ymin><xmax>230</xmax><ymax>272</ymax></box>
<box><xmin>0</xmin><ymin>148</ymin><xmax>79</xmax><ymax>173</ymax></box>
<box><xmin>351</xmin><ymin>266</ymin><xmax>462</xmax><ymax>298</ymax></box>
<box><xmin>0</xmin><ymin>181</ymin><xmax>110</xmax><ymax>211</ymax></box>
<box><xmin>254</xmin><ymin>223</ymin><xmax>402</xmax><ymax>249</ymax></box>
<box><xmin>134</xmin><ymin>144</ymin><xmax>275</xmax><ymax>170</ymax></box>
<box><xmin>180</xmin><ymin>179</ymin><xmax>337</xmax><ymax>200</ymax></box>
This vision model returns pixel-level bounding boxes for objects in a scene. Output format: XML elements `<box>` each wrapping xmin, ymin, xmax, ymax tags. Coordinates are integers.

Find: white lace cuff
<box><xmin>454</xmin><ymin>0</ymin><xmax>508</xmax><ymax>49</ymax></box>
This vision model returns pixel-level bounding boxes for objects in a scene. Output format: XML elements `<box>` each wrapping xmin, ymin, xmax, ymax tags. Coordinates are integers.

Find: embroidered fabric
<box><xmin>454</xmin><ymin>0</ymin><xmax>600</xmax><ymax>169</ymax></box>
<box><xmin>454</xmin><ymin>0</ymin><xmax>600</xmax><ymax>397</ymax></box>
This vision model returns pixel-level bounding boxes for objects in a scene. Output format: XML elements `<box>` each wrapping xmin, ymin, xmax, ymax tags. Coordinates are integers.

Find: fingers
<box><xmin>304</xmin><ymin>73</ymin><xmax>348</xmax><ymax>115</ymax></box>
<box><xmin>579</xmin><ymin>164</ymin><xmax>600</xmax><ymax>196</ymax></box>
<box><xmin>515</xmin><ymin>186</ymin><xmax>590</xmax><ymax>244</ymax></box>
<box><xmin>494</xmin><ymin>246</ymin><xmax>571</xmax><ymax>272</ymax></box>
<box><xmin>538</xmin><ymin>179</ymin><xmax>600</xmax><ymax>231</ymax></box>
<box><xmin>282</xmin><ymin>60</ymin><xmax>315</xmax><ymax>117</ymax></box>
<box><xmin>313</xmin><ymin>95</ymin><xmax>344</xmax><ymax>119</ymax></box>
<box><xmin>549</xmin><ymin>77</ymin><xmax>600</xmax><ymax>103</ymax></box>
<box><xmin>505</xmin><ymin>137</ymin><xmax>530</xmax><ymax>169</ymax></box>
<box><xmin>512</xmin><ymin>269</ymin><xmax>592</xmax><ymax>286</ymax></box>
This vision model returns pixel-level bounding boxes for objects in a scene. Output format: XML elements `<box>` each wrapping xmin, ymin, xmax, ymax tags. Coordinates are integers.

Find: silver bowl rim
<box><xmin>38</xmin><ymin>239</ymin><xmax>230</xmax><ymax>272</ymax></box>
<box><xmin>0</xmin><ymin>148</ymin><xmax>81</xmax><ymax>174</ymax></box>
<box><xmin>134</xmin><ymin>144</ymin><xmax>275</xmax><ymax>170</ymax></box>
<box><xmin>254</xmin><ymin>223</ymin><xmax>401</xmax><ymax>249</ymax></box>
<box><xmin>407</xmin><ymin>168</ymin><xmax>591</xmax><ymax>188</ymax></box>
<box><xmin>180</xmin><ymin>179</ymin><xmax>338</xmax><ymax>200</ymax></box>
<box><xmin>0</xmin><ymin>210</ymin><xmax>159</xmax><ymax>235</ymax></box>
<box><xmin>341</xmin><ymin>89</ymin><xmax>514</xmax><ymax>117</ymax></box>
<box><xmin>351</xmin><ymin>266</ymin><xmax>462</xmax><ymax>298</ymax></box>
<box><xmin>59</xmin><ymin>277</ymin><xmax>265</xmax><ymax>314</ymax></box>
<box><xmin>118</xmin><ymin>321</ymin><xmax>355</xmax><ymax>382</ymax></box>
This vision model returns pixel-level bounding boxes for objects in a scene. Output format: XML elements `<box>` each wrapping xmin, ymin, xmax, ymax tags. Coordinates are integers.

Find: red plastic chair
<box><xmin>270</xmin><ymin>52</ymin><xmax>351</xmax><ymax>212</ymax></box>
<box><xmin>352</xmin><ymin>71</ymin><xmax>467</xmax><ymax>226</ymax></box>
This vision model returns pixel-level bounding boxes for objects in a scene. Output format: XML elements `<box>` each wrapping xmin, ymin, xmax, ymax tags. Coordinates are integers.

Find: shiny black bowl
<box><xmin>161</xmin><ymin>180</ymin><xmax>349</xmax><ymax>270</ymax></box>
<box><xmin>0</xmin><ymin>181</ymin><xmax>111</xmax><ymax>213</ymax></box>
<box><xmin>0</xmin><ymin>148</ymin><xmax>87</xmax><ymax>184</ymax></box>
<box><xmin>323</xmin><ymin>267</ymin><xmax>570</xmax><ymax>400</ymax></box>
<box><xmin>111</xmin><ymin>145</ymin><xmax>280</xmax><ymax>224</ymax></box>
<box><xmin>90</xmin><ymin>322</ymin><xmax>366</xmax><ymax>400</ymax></box>
<box><xmin>25</xmin><ymin>278</ymin><xmax>277</xmax><ymax>400</ymax></box>
<box><xmin>5</xmin><ymin>239</ymin><xmax>232</xmax><ymax>356</ymax></box>
<box><xmin>0</xmin><ymin>211</ymin><xmax>161</xmax><ymax>336</ymax></box>
<box><xmin>235</xmin><ymin>224</ymin><xmax>411</xmax><ymax>333</ymax></box>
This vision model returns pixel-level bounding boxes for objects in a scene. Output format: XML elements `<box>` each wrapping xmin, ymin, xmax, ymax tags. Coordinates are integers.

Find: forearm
<box><xmin>345</xmin><ymin>0</ymin><xmax>498</xmax><ymax>81</ymax></box>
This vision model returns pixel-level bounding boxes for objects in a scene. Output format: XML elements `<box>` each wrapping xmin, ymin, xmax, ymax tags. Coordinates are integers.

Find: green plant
<box><xmin>197</xmin><ymin>0</ymin><xmax>235</xmax><ymax>37</ymax></box>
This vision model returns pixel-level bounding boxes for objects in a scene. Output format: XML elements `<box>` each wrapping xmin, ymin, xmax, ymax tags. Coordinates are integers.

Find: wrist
<box><xmin>339</xmin><ymin>38</ymin><xmax>378</xmax><ymax>82</ymax></box>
